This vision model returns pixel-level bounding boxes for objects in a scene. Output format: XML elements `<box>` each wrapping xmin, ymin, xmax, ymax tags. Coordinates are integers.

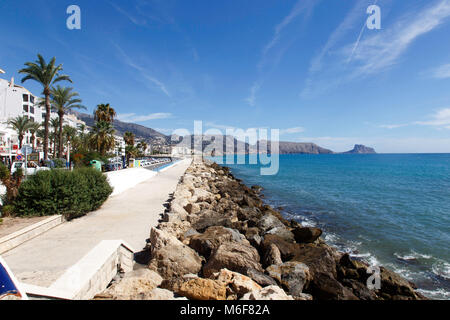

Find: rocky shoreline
<box><xmin>96</xmin><ymin>160</ymin><xmax>427</xmax><ymax>300</ymax></box>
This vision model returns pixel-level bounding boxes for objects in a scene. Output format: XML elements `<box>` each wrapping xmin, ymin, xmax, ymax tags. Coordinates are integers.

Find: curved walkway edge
<box><xmin>1</xmin><ymin>158</ymin><xmax>192</xmax><ymax>287</ymax></box>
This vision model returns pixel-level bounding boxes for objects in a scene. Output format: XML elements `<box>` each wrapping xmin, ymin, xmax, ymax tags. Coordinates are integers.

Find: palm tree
<box><xmin>94</xmin><ymin>103</ymin><xmax>116</xmax><ymax>123</ymax></box>
<box><xmin>137</xmin><ymin>141</ymin><xmax>148</xmax><ymax>155</ymax></box>
<box><xmin>8</xmin><ymin>116</ymin><xmax>32</xmax><ymax>149</ymax></box>
<box><xmin>125</xmin><ymin>144</ymin><xmax>139</xmax><ymax>163</ymax></box>
<box><xmin>50</xmin><ymin>118</ymin><xmax>59</xmax><ymax>156</ymax></box>
<box><xmin>63</xmin><ymin>125</ymin><xmax>77</xmax><ymax>156</ymax></box>
<box><xmin>19</xmin><ymin>54</ymin><xmax>72</xmax><ymax>160</ymax></box>
<box><xmin>89</xmin><ymin>121</ymin><xmax>115</xmax><ymax>156</ymax></box>
<box><xmin>28</xmin><ymin>122</ymin><xmax>41</xmax><ymax>149</ymax></box>
<box><xmin>123</xmin><ymin>131</ymin><xmax>135</xmax><ymax>146</ymax></box>
<box><xmin>50</xmin><ymin>86</ymin><xmax>85</xmax><ymax>157</ymax></box>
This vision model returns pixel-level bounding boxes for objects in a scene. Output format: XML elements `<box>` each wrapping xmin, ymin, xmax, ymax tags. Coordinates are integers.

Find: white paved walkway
<box><xmin>2</xmin><ymin>159</ymin><xmax>191</xmax><ymax>287</ymax></box>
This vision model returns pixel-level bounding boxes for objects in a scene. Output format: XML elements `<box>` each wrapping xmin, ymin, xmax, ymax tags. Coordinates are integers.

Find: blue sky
<box><xmin>1</xmin><ymin>0</ymin><xmax>450</xmax><ymax>152</ymax></box>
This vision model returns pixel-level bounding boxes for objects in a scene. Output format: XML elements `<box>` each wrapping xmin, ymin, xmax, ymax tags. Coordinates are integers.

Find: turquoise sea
<box><xmin>212</xmin><ymin>154</ymin><xmax>450</xmax><ymax>300</ymax></box>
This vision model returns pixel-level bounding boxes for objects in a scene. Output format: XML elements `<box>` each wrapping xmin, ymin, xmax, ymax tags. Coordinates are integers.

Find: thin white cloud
<box><xmin>117</xmin><ymin>112</ymin><xmax>172</xmax><ymax>122</ymax></box>
<box><xmin>262</xmin><ymin>0</ymin><xmax>316</xmax><ymax>57</ymax></box>
<box><xmin>245</xmin><ymin>83</ymin><xmax>260</xmax><ymax>107</ymax></box>
<box><xmin>113</xmin><ymin>43</ymin><xmax>170</xmax><ymax>97</ymax></box>
<box><xmin>247</xmin><ymin>0</ymin><xmax>318</xmax><ymax>106</ymax></box>
<box><xmin>415</xmin><ymin>108</ymin><xmax>450</xmax><ymax>127</ymax></box>
<box><xmin>302</xmin><ymin>0</ymin><xmax>450</xmax><ymax>98</ymax></box>
<box><xmin>309</xmin><ymin>0</ymin><xmax>368</xmax><ymax>73</ymax></box>
<box><xmin>378</xmin><ymin>124</ymin><xmax>409</xmax><ymax>129</ymax></box>
<box><xmin>430</xmin><ymin>63</ymin><xmax>450</xmax><ymax>79</ymax></box>
<box><xmin>110</xmin><ymin>2</ymin><xmax>147</xmax><ymax>26</ymax></box>
<box><xmin>349</xmin><ymin>0</ymin><xmax>450</xmax><ymax>77</ymax></box>
<box><xmin>280</xmin><ymin>127</ymin><xmax>305</xmax><ymax>135</ymax></box>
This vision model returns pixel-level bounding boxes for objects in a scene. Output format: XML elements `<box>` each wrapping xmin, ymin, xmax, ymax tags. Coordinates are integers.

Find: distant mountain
<box><xmin>276</xmin><ymin>142</ymin><xmax>333</xmax><ymax>154</ymax></box>
<box><xmin>175</xmin><ymin>136</ymin><xmax>334</xmax><ymax>155</ymax></box>
<box><xmin>343</xmin><ymin>144</ymin><xmax>376</xmax><ymax>154</ymax></box>
<box><xmin>72</xmin><ymin>111</ymin><xmax>169</xmax><ymax>143</ymax></box>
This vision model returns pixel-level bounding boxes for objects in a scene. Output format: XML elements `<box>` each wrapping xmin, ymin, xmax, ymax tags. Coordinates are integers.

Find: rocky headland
<box><xmin>96</xmin><ymin>160</ymin><xmax>425</xmax><ymax>300</ymax></box>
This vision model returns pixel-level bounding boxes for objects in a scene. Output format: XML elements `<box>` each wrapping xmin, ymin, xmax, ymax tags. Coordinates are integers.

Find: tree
<box><xmin>137</xmin><ymin>141</ymin><xmax>148</xmax><ymax>155</ymax></box>
<box><xmin>125</xmin><ymin>144</ymin><xmax>139</xmax><ymax>163</ymax></box>
<box><xmin>28</xmin><ymin>122</ymin><xmax>41</xmax><ymax>149</ymax></box>
<box><xmin>8</xmin><ymin>116</ymin><xmax>32</xmax><ymax>149</ymax></box>
<box><xmin>94</xmin><ymin>103</ymin><xmax>116</xmax><ymax>123</ymax></box>
<box><xmin>50</xmin><ymin>118</ymin><xmax>59</xmax><ymax>156</ymax></box>
<box><xmin>19</xmin><ymin>54</ymin><xmax>72</xmax><ymax>160</ymax></box>
<box><xmin>50</xmin><ymin>86</ymin><xmax>85</xmax><ymax>158</ymax></box>
<box><xmin>123</xmin><ymin>131</ymin><xmax>135</xmax><ymax>146</ymax></box>
<box><xmin>63</xmin><ymin>125</ymin><xmax>77</xmax><ymax>150</ymax></box>
<box><xmin>89</xmin><ymin>121</ymin><xmax>115</xmax><ymax>156</ymax></box>
<box><xmin>0</xmin><ymin>164</ymin><xmax>23</xmax><ymax>209</ymax></box>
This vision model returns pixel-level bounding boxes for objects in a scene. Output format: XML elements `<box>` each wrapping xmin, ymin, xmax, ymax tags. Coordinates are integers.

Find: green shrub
<box><xmin>1</xmin><ymin>205</ymin><xmax>15</xmax><ymax>217</ymax></box>
<box><xmin>13</xmin><ymin>168</ymin><xmax>113</xmax><ymax>220</ymax></box>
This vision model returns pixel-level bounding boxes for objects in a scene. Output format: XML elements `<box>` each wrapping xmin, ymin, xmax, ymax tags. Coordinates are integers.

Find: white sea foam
<box><xmin>394</xmin><ymin>250</ymin><xmax>432</xmax><ymax>261</ymax></box>
<box><xmin>416</xmin><ymin>288</ymin><xmax>450</xmax><ymax>300</ymax></box>
<box><xmin>432</xmin><ymin>260</ymin><xmax>450</xmax><ymax>280</ymax></box>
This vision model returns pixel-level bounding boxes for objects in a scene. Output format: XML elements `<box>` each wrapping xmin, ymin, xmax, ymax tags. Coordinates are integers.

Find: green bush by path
<box><xmin>13</xmin><ymin>168</ymin><xmax>113</xmax><ymax>220</ymax></box>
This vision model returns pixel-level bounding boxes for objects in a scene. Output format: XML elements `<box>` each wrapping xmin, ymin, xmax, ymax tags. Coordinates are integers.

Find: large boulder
<box><xmin>148</xmin><ymin>228</ymin><xmax>203</xmax><ymax>279</ymax></box>
<box><xmin>292</xmin><ymin>227</ymin><xmax>323</xmax><ymax>243</ymax></box>
<box><xmin>262</xmin><ymin>234</ymin><xmax>300</xmax><ymax>261</ymax></box>
<box><xmin>189</xmin><ymin>226</ymin><xmax>249</xmax><ymax>258</ymax></box>
<box><xmin>94</xmin><ymin>269</ymin><xmax>163</xmax><ymax>300</ymax></box>
<box><xmin>212</xmin><ymin>269</ymin><xmax>262</xmax><ymax>299</ymax></box>
<box><xmin>309</xmin><ymin>272</ymin><xmax>359</xmax><ymax>300</ymax></box>
<box><xmin>188</xmin><ymin>209</ymin><xmax>234</xmax><ymax>232</ymax></box>
<box><xmin>376</xmin><ymin>267</ymin><xmax>423</xmax><ymax>299</ymax></box>
<box><xmin>158</xmin><ymin>220</ymin><xmax>192</xmax><ymax>240</ymax></box>
<box><xmin>245</xmin><ymin>268</ymin><xmax>278</xmax><ymax>287</ymax></box>
<box><xmin>257</xmin><ymin>214</ymin><xmax>285</xmax><ymax>233</ymax></box>
<box><xmin>245</xmin><ymin>227</ymin><xmax>262</xmax><ymax>248</ymax></box>
<box><xmin>192</xmin><ymin>188</ymin><xmax>214</xmax><ymax>203</ymax></box>
<box><xmin>241</xmin><ymin>285</ymin><xmax>294</xmax><ymax>300</ymax></box>
<box><xmin>203</xmin><ymin>242</ymin><xmax>263</xmax><ymax>278</ymax></box>
<box><xmin>176</xmin><ymin>278</ymin><xmax>227</xmax><ymax>300</ymax></box>
<box><xmin>265</xmin><ymin>226</ymin><xmax>295</xmax><ymax>242</ymax></box>
<box><xmin>262</xmin><ymin>244</ymin><xmax>282</xmax><ymax>268</ymax></box>
<box><xmin>266</xmin><ymin>262</ymin><xmax>311</xmax><ymax>298</ymax></box>
<box><xmin>292</xmin><ymin>243</ymin><xmax>338</xmax><ymax>278</ymax></box>
<box><xmin>184</xmin><ymin>202</ymin><xmax>201</xmax><ymax>215</ymax></box>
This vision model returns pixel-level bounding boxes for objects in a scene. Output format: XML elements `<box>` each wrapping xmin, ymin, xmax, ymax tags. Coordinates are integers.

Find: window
<box><xmin>30</xmin><ymin>96</ymin><xmax>35</xmax><ymax>103</ymax></box>
<box><xmin>23</xmin><ymin>105</ymin><xmax>28</xmax><ymax>113</ymax></box>
<box><xmin>29</xmin><ymin>116</ymin><xmax>34</xmax><ymax>122</ymax></box>
<box><xmin>23</xmin><ymin>94</ymin><xmax>29</xmax><ymax>102</ymax></box>
<box><xmin>30</xmin><ymin>106</ymin><xmax>34</xmax><ymax>114</ymax></box>
<box><xmin>42</xmin><ymin>113</ymin><xmax>47</xmax><ymax>119</ymax></box>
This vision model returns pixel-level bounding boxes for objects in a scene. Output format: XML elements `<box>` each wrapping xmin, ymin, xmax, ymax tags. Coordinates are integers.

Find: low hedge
<box><xmin>13</xmin><ymin>168</ymin><xmax>113</xmax><ymax>220</ymax></box>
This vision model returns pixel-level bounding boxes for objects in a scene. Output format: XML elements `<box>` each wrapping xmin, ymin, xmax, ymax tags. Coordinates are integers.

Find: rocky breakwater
<box><xmin>96</xmin><ymin>160</ymin><xmax>427</xmax><ymax>300</ymax></box>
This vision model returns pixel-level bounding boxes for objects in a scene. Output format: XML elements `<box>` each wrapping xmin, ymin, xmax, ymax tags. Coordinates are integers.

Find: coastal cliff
<box><xmin>96</xmin><ymin>160</ymin><xmax>425</xmax><ymax>300</ymax></box>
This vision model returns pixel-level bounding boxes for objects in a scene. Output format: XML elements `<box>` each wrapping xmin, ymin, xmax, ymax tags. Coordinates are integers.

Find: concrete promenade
<box><xmin>2</xmin><ymin>159</ymin><xmax>192</xmax><ymax>287</ymax></box>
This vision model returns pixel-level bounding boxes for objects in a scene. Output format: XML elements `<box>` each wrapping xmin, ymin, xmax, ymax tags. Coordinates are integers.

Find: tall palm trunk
<box><xmin>44</xmin><ymin>89</ymin><xmax>51</xmax><ymax>160</ymax></box>
<box><xmin>58</xmin><ymin>111</ymin><xmax>64</xmax><ymax>158</ymax></box>
<box><xmin>19</xmin><ymin>135</ymin><xmax>24</xmax><ymax>149</ymax></box>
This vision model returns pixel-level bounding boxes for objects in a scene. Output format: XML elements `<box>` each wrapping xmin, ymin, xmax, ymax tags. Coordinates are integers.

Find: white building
<box><xmin>0</xmin><ymin>77</ymin><xmax>43</xmax><ymax>159</ymax></box>
<box><xmin>0</xmin><ymin>75</ymin><xmax>86</xmax><ymax>161</ymax></box>
<box><xmin>113</xmin><ymin>135</ymin><xmax>126</xmax><ymax>156</ymax></box>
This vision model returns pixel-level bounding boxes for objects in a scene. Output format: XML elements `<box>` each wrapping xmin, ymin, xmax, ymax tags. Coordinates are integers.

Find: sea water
<box><xmin>212</xmin><ymin>154</ymin><xmax>450</xmax><ymax>299</ymax></box>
